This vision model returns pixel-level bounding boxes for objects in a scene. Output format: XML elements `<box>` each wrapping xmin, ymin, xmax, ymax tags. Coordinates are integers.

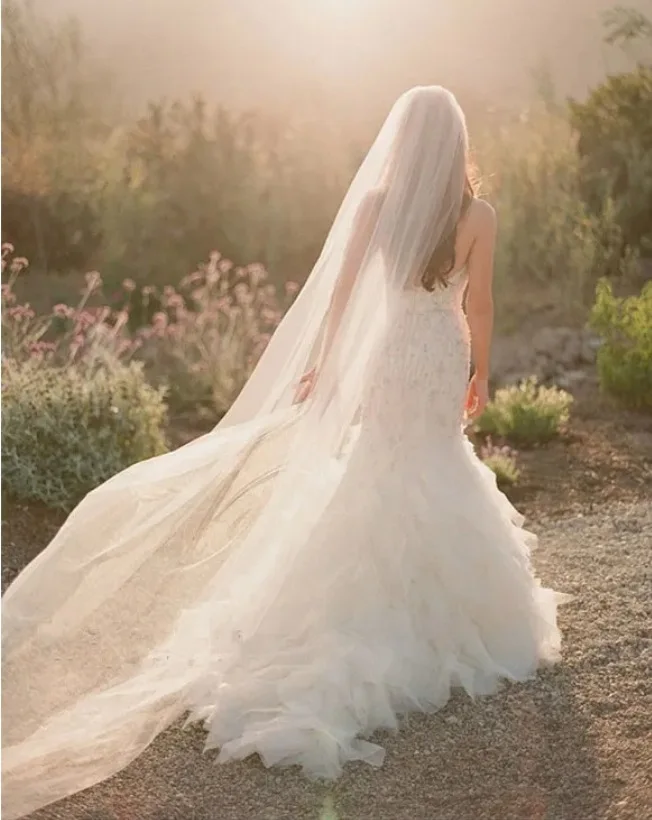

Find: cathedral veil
<box><xmin>2</xmin><ymin>86</ymin><xmax>469</xmax><ymax>819</ymax></box>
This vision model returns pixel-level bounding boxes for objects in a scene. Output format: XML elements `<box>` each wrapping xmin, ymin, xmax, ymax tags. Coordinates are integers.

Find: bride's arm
<box><xmin>466</xmin><ymin>200</ymin><xmax>497</xmax><ymax>382</ymax></box>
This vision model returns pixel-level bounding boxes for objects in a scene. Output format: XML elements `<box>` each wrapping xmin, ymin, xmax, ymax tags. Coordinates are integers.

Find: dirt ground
<box><xmin>2</xmin><ymin>385</ymin><xmax>651</xmax><ymax>820</ymax></box>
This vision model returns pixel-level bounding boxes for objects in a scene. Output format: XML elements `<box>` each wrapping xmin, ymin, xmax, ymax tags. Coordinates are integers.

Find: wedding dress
<box><xmin>183</xmin><ymin>269</ymin><xmax>565</xmax><ymax>775</ymax></box>
<box><xmin>2</xmin><ymin>87</ymin><xmax>567</xmax><ymax>819</ymax></box>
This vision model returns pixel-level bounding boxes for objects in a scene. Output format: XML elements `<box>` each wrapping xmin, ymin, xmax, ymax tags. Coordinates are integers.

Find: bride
<box><xmin>2</xmin><ymin>86</ymin><xmax>568</xmax><ymax>819</ymax></box>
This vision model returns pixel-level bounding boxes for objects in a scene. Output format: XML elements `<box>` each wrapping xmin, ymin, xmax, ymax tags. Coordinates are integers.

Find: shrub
<box><xmin>589</xmin><ymin>279</ymin><xmax>652</xmax><ymax>411</ymax></box>
<box><xmin>476</xmin><ymin>377</ymin><xmax>573</xmax><ymax>446</ymax></box>
<box><xmin>1</xmin><ymin>358</ymin><xmax>167</xmax><ymax>510</ymax></box>
<box><xmin>569</xmin><ymin>65</ymin><xmax>652</xmax><ymax>256</ymax></box>
<box><xmin>480</xmin><ymin>439</ymin><xmax>520</xmax><ymax>488</ymax></box>
<box><xmin>1</xmin><ymin>244</ymin><xmax>140</xmax><ymax>366</ymax></box>
<box><xmin>476</xmin><ymin>107</ymin><xmax>632</xmax><ymax>327</ymax></box>
<box><xmin>136</xmin><ymin>252</ymin><xmax>292</xmax><ymax>418</ymax></box>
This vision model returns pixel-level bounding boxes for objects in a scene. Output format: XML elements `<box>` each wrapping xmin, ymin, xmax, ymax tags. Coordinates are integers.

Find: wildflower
<box><xmin>165</xmin><ymin>294</ymin><xmax>185</xmax><ymax>309</ymax></box>
<box><xmin>75</xmin><ymin>310</ymin><xmax>97</xmax><ymax>330</ymax></box>
<box><xmin>285</xmin><ymin>280</ymin><xmax>300</xmax><ymax>296</ymax></box>
<box><xmin>85</xmin><ymin>271</ymin><xmax>102</xmax><ymax>290</ymax></box>
<box><xmin>10</xmin><ymin>257</ymin><xmax>29</xmax><ymax>274</ymax></box>
<box><xmin>122</xmin><ymin>278</ymin><xmax>137</xmax><ymax>292</ymax></box>
<box><xmin>7</xmin><ymin>305</ymin><xmax>35</xmax><ymax>322</ymax></box>
<box><xmin>247</xmin><ymin>263</ymin><xmax>268</xmax><ymax>286</ymax></box>
<box><xmin>53</xmin><ymin>303</ymin><xmax>73</xmax><ymax>318</ymax></box>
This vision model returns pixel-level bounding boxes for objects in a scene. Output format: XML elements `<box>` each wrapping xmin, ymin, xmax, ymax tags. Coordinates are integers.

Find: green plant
<box><xmin>1</xmin><ymin>358</ymin><xmax>167</xmax><ymax>510</ymax></box>
<box><xmin>476</xmin><ymin>377</ymin><xmax>573</xmax><ymax>446</ymax></box>
<box><xmin>136</xmin><ymin>253</ymin><xmax>293</xmax><ymax>418</ymax></box>
<box><xmin>589</xmin><ymin>279</ymin><xmax>652</xmax><ymax>411</ymax></box>
<box><xmin>1</xmin><ymin>0</ymin><xmax>113</xmax><ymax>271</ymax></box>
<box><xmin>476</xmin><ymin>107</ymin><xmax>632</xmax><ymax>328</ymax></box>
<box><xmin>480</xmin><ymin>439</ymin><xmax>521</xmax><ymax>488</ymax></box>
<box><xmin>569</xmin><ymin>65</ymin><xmax>652</xmax><ymax>257</ymax></box>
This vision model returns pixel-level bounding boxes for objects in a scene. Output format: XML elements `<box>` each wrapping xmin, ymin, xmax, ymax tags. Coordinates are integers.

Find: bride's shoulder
<box><xmin>467</xmin><ymin>198</ymin><xmax>497</xmax><ymax>234</ymax></box>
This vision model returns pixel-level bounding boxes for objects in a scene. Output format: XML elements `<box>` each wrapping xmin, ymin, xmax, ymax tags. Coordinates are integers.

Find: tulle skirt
<box><xmin>181</xmin><ymin>432</ymin><xmax>567</xmax><ymax>777</ymax></box>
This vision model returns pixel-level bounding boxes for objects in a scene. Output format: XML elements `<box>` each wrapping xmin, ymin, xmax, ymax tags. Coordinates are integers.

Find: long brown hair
<box><xmin>421</xmin><ymin>173</ymin><xmax>475</xmax><ymax>291</ymax></box>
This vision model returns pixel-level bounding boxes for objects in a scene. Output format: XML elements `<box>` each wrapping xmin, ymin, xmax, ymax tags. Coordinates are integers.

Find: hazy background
<box><xmin>40</xmin><ymin>0</ymin><xmax>649</xmax><ymax>117</ymax></box>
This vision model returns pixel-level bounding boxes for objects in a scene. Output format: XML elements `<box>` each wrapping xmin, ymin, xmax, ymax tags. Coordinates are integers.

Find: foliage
<box><xmin>1</xmin><ymin>0</ymin><xmax>113</xmax><ymax>271</ymax></box>
<box><xmin>603</xmin><ymin>6</ymin><xmax>652</xmax><ymax>50</ymax></box>
<box><xmin>135</xmin><ymin>253</ymin><xmax>294</xmax><ymax>418</ymax></box>
<box><xmin>2</xmin><ymin>244</ymin><xmax>167</xmax><ymax>510</ymax></box>
<box><xmin>3</xmin><ymin>2</ymin><xmax>647</xmax><ymax>337</ymax></box>
<box><xmin>569</xmin><ymin>65</ymin><xmax>652</xmax><ymax>256</ymax></box>
<box><xmin>94</xmin><ymin>100</ymin><xmax>349</xmax><ymax>287</ymax></box>
<box><xmin>1</xmin><ymin>358</ymin><xmax>167</xmax><ymax>510</ymax></box>
<box><xmin>475</xmin><ymin>377</ymin><xmax>573</xmax><ymax>446</ymax></box>
<box><xmin>589</xmin><ymin>279</ymin><xmax>652</xmax><ymax>411</ymax></box>
<box><xmin>476</xmin><ymin>107</ymin><xmax>634</xmax><ymax>327</ymax></box>
<box><xmin>2</xmin><ymin>244</ymin><xmax>139</xmax><ymax>365</ymax></box>
<box><xmin>2</xmin><ymin>244</ymin><xmax>288</xmax><ymax>422</ymax></box>
<box><xmin>479</xmin><ymin>439</ymin><xmax>520</xmax><ymax>488</ymax></box>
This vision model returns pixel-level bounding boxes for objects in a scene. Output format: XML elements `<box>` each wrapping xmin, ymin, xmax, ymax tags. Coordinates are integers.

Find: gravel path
<box><xmin>22</xmin><ymin>501</ymin><xmax>652</xmax><ymax>820</ymax></box>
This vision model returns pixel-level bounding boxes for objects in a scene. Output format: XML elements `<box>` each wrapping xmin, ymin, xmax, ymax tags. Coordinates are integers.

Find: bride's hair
<box><xmin>421</xmin><ymin>166</ymin><xmax>476</xmax><ymax>292</ymax></box>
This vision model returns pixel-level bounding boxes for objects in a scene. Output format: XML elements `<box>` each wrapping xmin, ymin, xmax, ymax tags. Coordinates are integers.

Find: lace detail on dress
<box><xmin>362</xmin><ymin>268</ymin><xmax>470</xmax><ymax>446</ymax></box>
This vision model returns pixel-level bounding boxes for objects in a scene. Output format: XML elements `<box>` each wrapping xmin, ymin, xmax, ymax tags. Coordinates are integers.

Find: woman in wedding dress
<box><xmin>2</xmin><ymin>86</ymin><xmax>568</xmax><ymax>819</ymax></box>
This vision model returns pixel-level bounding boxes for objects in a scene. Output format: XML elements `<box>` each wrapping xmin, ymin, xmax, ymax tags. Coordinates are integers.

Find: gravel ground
<box><xmin>18</xmin><ymin>500</ymin><xmax>651</xmax><ymax>820</ymax></box>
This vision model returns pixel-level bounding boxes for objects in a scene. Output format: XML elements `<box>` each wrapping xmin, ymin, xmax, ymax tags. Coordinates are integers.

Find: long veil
<box><xmin>2</xmin><ymin>86</ymin><xmax>468</xmax><ymax>819</ymax></box>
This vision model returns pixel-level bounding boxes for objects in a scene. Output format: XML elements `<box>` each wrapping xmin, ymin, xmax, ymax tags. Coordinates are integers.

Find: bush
<box><xmin>1</xmin><ymin>358</ymin><xmax>167</xmax><ymax>510</ymax></box>
<box><xmin>136</xmin><ymin>252</ymin><xmax>292</xmax><ymax>418</ymax></box>
<box><xmin>589</xmin><ymin>279</ymin><xmax>652</xmax><ymax>411</ymax></box>
<box><xmin>476</xmin><ymin>377</ymin><xmax>573</xmax><ymax>446</ymax></box>
<box><xmin>480</xmin><ymin>439</ymin><xmax>520</xmax><ymax>488</ymax></box>
<box><xmin>476</xmin><ymin>107</ymin><xmax>632</xmax><ymax>327</ymax></box>
<box><xmin>569</xmin><ymin>66</ymin><xmax>652</xmax><ymax>256</ymax></box>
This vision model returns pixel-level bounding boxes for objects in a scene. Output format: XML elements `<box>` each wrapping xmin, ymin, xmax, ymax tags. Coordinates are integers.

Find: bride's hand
<box><xmin>294</xmin><ymin>368</ymin><xmax>317</xmax><ymax>404</ymax></box>
<box><xmin>465</xmin><ymin>374</ymin><xmax>489</xmax><ymax>420</ymax></box>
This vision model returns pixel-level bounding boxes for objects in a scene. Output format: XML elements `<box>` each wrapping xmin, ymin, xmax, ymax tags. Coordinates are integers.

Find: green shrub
<box><xmin>569</xmin><ymin>65</ymin><xmax>652</xmax><ymax>256</ymax></box>
<box><xmin>476</xmin><ymin>107</ymin><xmax>631</xmax><ymax>327</ymax></box>
<box><xmin>480</xmin><ymin>440</ymin><xmax>520</xmax><ymax>488</ymax></box>
<box><xmin>589</xmin><ymin>279</ymin><xmax>652</xmax><ymax>411</ymax></box>
<box><xmin>476</xmin><ymin>377</ymin><xmax>573</xmax><ymax>446</ymax></box>
<box><xmin>1</xmin><ymin>359</ymin><xmax>167</xmax><ymax>510</ymax></box>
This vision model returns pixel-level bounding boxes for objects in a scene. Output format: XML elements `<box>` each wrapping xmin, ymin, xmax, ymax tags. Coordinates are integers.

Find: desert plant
<box><xmin>1</xmin><ymin>357</ymin><xmax>167</xmax><ymax>510</ymax></box>
<box><xmin>480</xmin><ymin>439</ymin><xmax>521</xmax><ymax>488</ymax></box>
<box><xmin>589</xmin><ymin>279</ymin><xmax>652</xmax><ymax>411</ymax></box>
<box><xmin>475</xmin><ymin>377</ymin><xmax>573</xmax><ymax>446</ymax></box>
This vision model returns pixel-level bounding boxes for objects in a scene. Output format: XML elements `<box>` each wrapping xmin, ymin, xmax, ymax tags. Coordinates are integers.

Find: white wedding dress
<box><xmin>181</xmin><ymin>269</ymin><xmax>566</xmax><ymax>776</ymax></box>
<box><xmin>2</xmin><ymin>88</ymin><xmax>568</xmax><ymax>819</ymax></box>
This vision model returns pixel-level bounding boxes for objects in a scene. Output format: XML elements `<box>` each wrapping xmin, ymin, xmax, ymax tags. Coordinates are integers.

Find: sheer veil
<box><xmin>2</xmin><ymin>86</ymin><xmax>469</xmax><ymax>819</ymax></box>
